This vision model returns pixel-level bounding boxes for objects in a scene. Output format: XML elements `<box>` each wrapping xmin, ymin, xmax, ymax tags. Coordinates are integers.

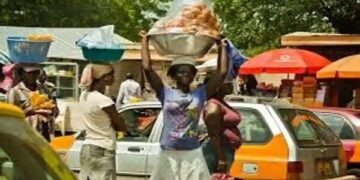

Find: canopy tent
<box><xmin>317</xmin><ymin>54</ymin><xmax>360</xmax><ymax>79</ymax></box>
<box><xmin>239</xmin><ymin>48</ymin><xmax>331</xmax><ymax>74</ymax></box>
<box><xmin>0</xmin><ymin>26</ymin><xmax>134</xmax><ymax>60</ymax></box>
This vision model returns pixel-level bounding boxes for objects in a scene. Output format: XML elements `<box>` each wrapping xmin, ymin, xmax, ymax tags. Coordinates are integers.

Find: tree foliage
<box><xmin>0</xmin><ymin>0</ymin><xmax>359</xmax><ymax>56</ymax></box>
<box><xmin>212</xmin><ymin>0</ymin><xmax>336</xmax><ymax>55</ymax></box>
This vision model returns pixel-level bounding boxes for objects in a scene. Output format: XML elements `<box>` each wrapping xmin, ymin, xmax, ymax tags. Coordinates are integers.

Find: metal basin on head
<box><xmin>148</xmin><ymin>33</ymin><xmax>215</xmax><ymax>59</ymax></box>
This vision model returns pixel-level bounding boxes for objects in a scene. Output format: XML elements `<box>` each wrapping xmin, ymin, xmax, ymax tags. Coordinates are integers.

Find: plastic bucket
<box><xmin>81</xmin><ymin>47</ymin><xmax>125</xmax><ymax>63</ymax></box>
<box><xmin>7</xmin><ymin>37</ymin><xmax>52</xmax><ymax>64</ymax></box>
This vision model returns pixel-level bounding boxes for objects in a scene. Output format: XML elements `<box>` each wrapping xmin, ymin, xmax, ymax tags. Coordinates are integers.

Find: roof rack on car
<box><xmin>225</xmin><ymin>95</ymin><xmax>295</xmax><ymax>106</ymax></box>
<box><xmin>225</xmin><ymin>95</ymin><xmax>276</xmax><ymax>103</ymax></box>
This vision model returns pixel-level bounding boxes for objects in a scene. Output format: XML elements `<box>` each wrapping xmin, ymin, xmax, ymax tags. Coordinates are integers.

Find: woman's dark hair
<box><xmin>167</xmin><ymin>64</ymin><xmax>197</xmax><ymax>79</ymax></box>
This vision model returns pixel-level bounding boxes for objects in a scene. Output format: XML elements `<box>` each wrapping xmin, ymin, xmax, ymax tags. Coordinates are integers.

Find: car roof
<box><xmin>311</xmin><ymin>107</ymin><xmax>360</xmax><ymax>113</ymax></box>
<box><xmin>120</xmin><ymin>98</ymin><xmax>305</xmax><ymax>111</ymax></box>
<box><xmin>311</xmin><ymin>107</ymin><xmax>360</xmax><ymax>118</ymax></box>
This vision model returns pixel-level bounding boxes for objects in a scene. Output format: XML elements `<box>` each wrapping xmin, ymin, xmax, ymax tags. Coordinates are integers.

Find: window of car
<box><xmin>118</xmin><ymin>107</ymin><xmax>161</xmax><ymax>142</ymax></box>
<box><xmin>236</xmin><ymin>108</ymin><xmax>272</xmax><ymax>144</ymax></box>
<box><xmin>277</xmin><ymin>109</ymin><xmax>340</xmax><ymax>147</ymax></box>
<box><xmin>316</xmin><ymin>113</ymin><xmax>355</xmax><ymax>140</ymax></box>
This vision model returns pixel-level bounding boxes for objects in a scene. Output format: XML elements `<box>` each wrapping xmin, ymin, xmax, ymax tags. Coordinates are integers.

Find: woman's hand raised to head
<box><xmin>140</xmin><ymin>30</ymin><xmax>163</xmax><ymax>98</ymax></box>
<box><xmin>205</xmin><ymin>36</ymin><xmax>229</xmax><ymax>99</ymax></box>
<box><xmin>140</xmin><ymin>30</ymin><xmax>151</xmax><ymax>70</ymax></box>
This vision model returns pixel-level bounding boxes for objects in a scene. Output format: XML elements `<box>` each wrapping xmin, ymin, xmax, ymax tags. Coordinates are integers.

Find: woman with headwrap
<box><xmin>78</xmin><ymin>63</ymin><xmax>128</xmax><ymax>180</ymax></box>
<box><xmin>141</xmin><ymin>31</ymin><xmax>229</xmax><ymax>180</ymax></box>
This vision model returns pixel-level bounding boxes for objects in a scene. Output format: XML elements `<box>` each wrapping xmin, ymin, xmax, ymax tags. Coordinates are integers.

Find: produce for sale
<box><xmin>27</xmin><ymin>34</ymin><xmax>54</xmax><ymax>42</ymax></box>
<box><xmin>29</xmin><ymin>91</ymin><xmax>56</xmax><ymax>110</ymax></box>
<box><xmin>150</xmin><ymin>1</ymin><xmax>220</xmax><ymax>38</ymax></box>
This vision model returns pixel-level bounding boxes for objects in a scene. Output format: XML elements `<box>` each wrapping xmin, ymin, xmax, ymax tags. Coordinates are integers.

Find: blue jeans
<box><xmin>201</xmin><ymin>139</ymin><xmax>235</xmax><ymax>174</ymax></box>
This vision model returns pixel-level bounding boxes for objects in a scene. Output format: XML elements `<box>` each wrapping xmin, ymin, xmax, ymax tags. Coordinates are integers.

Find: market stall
<box><xmin>239</xmin><ymin>48</ymin><xmax>331</xmax><ymax>107</ymax></box>
<box><xmin>317</xmin><ymin>54</ymin><xmax>360</xmax><ymax>108</ymax></box>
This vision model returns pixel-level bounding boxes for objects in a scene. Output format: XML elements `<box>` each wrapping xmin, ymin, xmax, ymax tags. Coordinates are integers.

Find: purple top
<box><xmin>159</xmin><ymin>86</ymin><xmax>206</xmax><ymax>150</ymax></box>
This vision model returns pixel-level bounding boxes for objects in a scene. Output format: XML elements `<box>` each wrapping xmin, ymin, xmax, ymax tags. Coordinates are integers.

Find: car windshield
<box><xmin>277</xmin><ymin>108</ymin><xmax>340</xmax><ymax>147</ymax></box>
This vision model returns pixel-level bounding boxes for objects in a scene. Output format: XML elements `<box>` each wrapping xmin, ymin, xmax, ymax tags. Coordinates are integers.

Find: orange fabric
<box><xmin>239</xmin><ymin>48</ymin><xmax>330</xmax><ymax>74</ymax></box>
<box><xmin>50</xmin><ymin>135</ymin><xmax>76</xmax><ymax>150</ymax></box>
<box><xmin>317</xmin><ymin>54</ymin><xmax>360</xmax><ymax>79</ymax></box>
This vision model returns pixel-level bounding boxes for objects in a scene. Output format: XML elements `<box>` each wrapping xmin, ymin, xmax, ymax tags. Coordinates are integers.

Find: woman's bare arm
<box><xmin>140</xmin><ymin>32</ymin><xmax>164</xmax><ymax>97</ymax></box>
<box><xmin>102</xmin><ymin>105</ymin><xmax>128</xmax><ymax>133</ymax></box>
<box><xmin>205</xmin><ymin>39</ymin><xmax>229</xmax><ymax>99</ymax></box>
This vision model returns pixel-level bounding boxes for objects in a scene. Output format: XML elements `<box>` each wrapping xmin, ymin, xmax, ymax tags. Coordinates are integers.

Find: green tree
<box><xmin>318</xmin><ymin>0</ymin><xmax>360</xmax><ymax>34</ymax></box>
<box><xmin>212</xmin><ymin>0</ymin><xmax>335</xmax><ymax>56</ymax></box>
<box><xmin>0</xmin><ymin>0</ymin><xmax>163</xmax><ymax>41</ymax></box>
<box><xmin>0</xmin><ymin>0</ymin><xmax>359</xmax><ymax>56</ymax></box>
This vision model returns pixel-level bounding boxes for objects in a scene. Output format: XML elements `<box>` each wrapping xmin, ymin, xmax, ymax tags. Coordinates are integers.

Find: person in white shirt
<box><xmin>79</xmin><ymin>64</ymin><xmax>128</xmax><ymax>180</ymax></box>
<box><xmin>116</xmin><ymin>73</ymin><xmax>141</xmax><ymax>108</ymax></box>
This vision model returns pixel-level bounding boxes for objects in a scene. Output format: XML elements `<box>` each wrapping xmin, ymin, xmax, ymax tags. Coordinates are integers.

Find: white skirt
<box><xmin>150</xmin><ymin>147</ymin><xmax>211</xmax><ymax>180</ymax></box>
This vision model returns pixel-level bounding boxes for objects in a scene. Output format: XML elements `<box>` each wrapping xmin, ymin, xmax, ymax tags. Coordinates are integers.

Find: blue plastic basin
<box><xmin>81</xmin><ymin>47</ymin><xmax>125</xmax><ymax>63</ymax></box>
<box><xmin>7</xmin><ymin>37</ymin><xmax>52</xmax><ymax>64</ymax></box>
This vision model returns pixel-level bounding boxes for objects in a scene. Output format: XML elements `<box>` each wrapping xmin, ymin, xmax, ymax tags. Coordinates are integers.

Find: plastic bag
<box><xmin>224</xmin><ymin>40</ymin><xmax>246</xmax><ymax>82</ymax></box>
<box><xmin>76</xmin><ymin>25</ymin><xmax>121</xmax><ymax>49</ymax></box>
<box><xmin>148</xmin><ymin>0</ymin><xmax>220</xmax><ymax>38</ymax></box>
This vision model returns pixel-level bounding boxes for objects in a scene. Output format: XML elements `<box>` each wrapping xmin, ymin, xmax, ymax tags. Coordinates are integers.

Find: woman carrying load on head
<box><xmin>78</xmin><ymin>63</ymin><xmax>128</xmax><ymax>180</ymax></box>
<box><xmin>140</xmin><ymin>31</ymin><xmax>229</xmax><ymax>180</ymax></box>
<box><xmin>7</xmin><ymin>64</ymin><xmax>58</xmax><ymax>142</ymax></box>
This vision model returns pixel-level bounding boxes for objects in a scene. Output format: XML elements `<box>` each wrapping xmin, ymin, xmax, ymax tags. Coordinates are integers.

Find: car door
<box><xmin>116</xmin><ymin>106</ymin><xmax>161</xmax><ymax>176</ymax></box>
<box><xmin>230</xmin><ymin>104</ymin><xmax>289</xmax><ymax>179</ymax></box>
<box><xmin>145</xmin><ymin>111</ymin><xmax>164</xmax><ymax>175</ymax></box>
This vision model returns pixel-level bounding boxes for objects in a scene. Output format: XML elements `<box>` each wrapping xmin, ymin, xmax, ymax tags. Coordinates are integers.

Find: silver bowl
<box><xmin>148</xmin><ymin>33</ymin><xmax>216</xmax><ymax>59</ymax></box>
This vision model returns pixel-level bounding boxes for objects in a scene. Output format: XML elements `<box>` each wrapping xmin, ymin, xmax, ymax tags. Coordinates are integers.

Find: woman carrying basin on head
<box><xmin>140</xmin><ymin>31</ymin><xmax>229</xmax><ymax>180</ymax></box>
<box><xmin>7</xmin><ymin>64</ymin><xmax>58</xmax><ymax>142</ymax></box>
<box><xmin>78</xmin><ymin>63</ymin><xmax>128</xmax><ymax>180</ymax></box>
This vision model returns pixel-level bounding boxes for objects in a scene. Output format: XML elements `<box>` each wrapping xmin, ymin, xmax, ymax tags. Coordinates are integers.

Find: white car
<box><xmin>56</xmin><ymin>101</ymin><xmax>350</xmax><ymax>179</ymax></box>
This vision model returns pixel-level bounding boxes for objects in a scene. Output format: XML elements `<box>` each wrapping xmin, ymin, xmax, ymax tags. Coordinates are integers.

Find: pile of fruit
<box><xmin>27</xmin><ymin>34</ymin><xmax>54</xmax><ymax>42</ymax></box>
<box><xmin>29</xmin><ymin>91</ymin><xmax>56</xmax><ymax>110</ymax></box>
<box><xmin>154</xmin><ymin>3</ymin><xmax>220</xmax><ymax>38</ymax></box>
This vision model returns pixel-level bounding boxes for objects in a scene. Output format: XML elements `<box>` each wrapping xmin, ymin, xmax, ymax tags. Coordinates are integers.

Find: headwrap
<box><xmin>79</xmin><ymin>63</ymin><xmax>113</xmax><ymax>90</ymax></box>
